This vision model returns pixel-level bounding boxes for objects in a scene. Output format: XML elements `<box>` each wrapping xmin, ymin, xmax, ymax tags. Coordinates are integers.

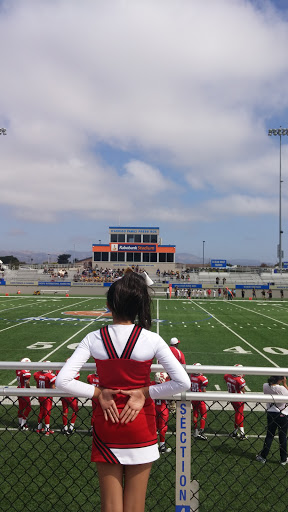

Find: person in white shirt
<box><xmin>256</xmin><ymin>376</ymin><xmax>288</xmax><ymax>465</ymax></box>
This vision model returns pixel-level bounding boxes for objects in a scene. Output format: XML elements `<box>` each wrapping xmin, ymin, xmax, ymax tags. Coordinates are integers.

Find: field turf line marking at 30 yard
<box><xmin>229</xmin><ymin>301</ymin><xmax>288</xmax><ymax>327</ymax></box>
<box><xmin>0</xmin><ymin>297</ymin><xmax>93</xmax><ymax>334</ymax></box>
<box><xmin>191</xmin><ymin>301</ymin><xmax>279</xmax><ymax>368</ymax></box>
<box><xmin>7</xmin><ymin>313</ymin><xmax>106</xmax><ymax>386</ymax></box>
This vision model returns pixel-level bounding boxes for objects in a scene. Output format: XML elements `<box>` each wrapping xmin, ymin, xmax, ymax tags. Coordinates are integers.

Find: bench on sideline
<box><xmin>40</xmin><ymin>289</ymin><xmax>69</xmax><ymax>295</ymax></box>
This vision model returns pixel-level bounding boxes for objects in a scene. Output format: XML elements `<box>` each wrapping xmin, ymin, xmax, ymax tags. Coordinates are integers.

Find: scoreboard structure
<box><xmin>92</xmin><ymin>226</ymin><xmax>176</xmax><ymax>270</ymax></box>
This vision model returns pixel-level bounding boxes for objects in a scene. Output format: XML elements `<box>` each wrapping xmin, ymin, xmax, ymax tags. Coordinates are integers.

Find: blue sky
<box><xmin>1</xmin><ymin>0</ymin><xmax>288</xmax><ymax>264</ymax></box>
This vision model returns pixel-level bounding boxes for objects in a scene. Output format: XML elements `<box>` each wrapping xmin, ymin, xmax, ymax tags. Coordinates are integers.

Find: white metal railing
<box><xmin>1</xmin><ymin>363</ymin><xmax>287</xmax><ymax>404</ymax></box>
<box><xmin>2</xmin><ymin>361</ymin><xmax>288</xmax><ymax>375</ymax></box>
<box><xmin>1</xmin><ymin>363</ymin><xmax>287</xmax><ymax>510</ymax></box>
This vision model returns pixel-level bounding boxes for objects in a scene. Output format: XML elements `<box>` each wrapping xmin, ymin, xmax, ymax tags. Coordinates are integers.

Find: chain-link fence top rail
<box><xmin>1</xmin><ymin>364</ymin><xmax>288</xmax><ymax>512</ymax></box>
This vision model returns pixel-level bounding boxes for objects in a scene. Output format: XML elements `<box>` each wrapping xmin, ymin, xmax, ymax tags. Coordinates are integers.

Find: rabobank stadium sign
<box><xmin>110</xmin><ymin>243</ymin><xmax>157</xmax><ymax>252</ymax></box>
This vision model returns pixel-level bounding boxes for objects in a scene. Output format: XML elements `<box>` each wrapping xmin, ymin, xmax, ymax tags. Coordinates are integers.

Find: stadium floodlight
<box><xmin>202</xmin><ymin>240</ymin><xmax>205</xmax><ymax>265</ymax></box>
<box><xmin>268</xmin><ymin>126</ymin><xmax>288</xmax><ymax>272</ymax></box>
<box><xmin>0</xmin><ymin>128</ymin><xmax>7</xmax><ymax>135</ymax></box>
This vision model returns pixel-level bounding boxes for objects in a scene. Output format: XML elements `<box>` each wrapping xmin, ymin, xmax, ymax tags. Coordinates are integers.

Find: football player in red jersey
<box><xmin>16</xmin><ymin>358</ymin><xmax>32</xmax><ymax>430</ymax></box>
<box><xmin>34</xmin><ymin>361</ymin><xmax>56</xmax><ymax>436</ymax></box>
<box><xmin>169</xmin><ymin>337</ymin><xmax>186</xmax><ymax>364</ymax></box>
<box><xmin>224</xmin><ymin>364</ymin><xmax>246</xmax><ymax>440</ymax></box>
<box><xmin>190</xmin><ymin>363</ymin><xmax>208</xmax><ymax>440</ymax></box>
<box><xmin>87</xmin><ymin>370</ymin><xmax>100</xmax><ymax>428</ymax></box>
<box><xmin>151</xmin><ymin>372</ymin><xmax>171</xmax><ymax>454</ymax></box>
<box><xmin>56</xmin><ymin>359</ymin><xmax>80</xmax><ymax>435</ymax></box>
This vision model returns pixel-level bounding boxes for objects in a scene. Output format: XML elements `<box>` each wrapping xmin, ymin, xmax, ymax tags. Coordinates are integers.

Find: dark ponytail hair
<box><xmin>107</xmin><ymin>272</ymin><xmax>152</xmax><ymax>329</ymax></box>
<box><xmin>268</xmin><ymin>376</ymin><xmax>284</xmax><ymax>386</ymax></box>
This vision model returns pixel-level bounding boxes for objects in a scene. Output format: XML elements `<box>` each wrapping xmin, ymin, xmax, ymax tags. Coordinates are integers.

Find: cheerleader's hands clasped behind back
<box><xmin>119</xmin><ymin>386</ymin><xmax>150</xmax><ymax>424</ymax></box>
<box><xmin>97</xmin><ymin>387</ymin><xmax>120</xmax><ymax>423</ymax></box>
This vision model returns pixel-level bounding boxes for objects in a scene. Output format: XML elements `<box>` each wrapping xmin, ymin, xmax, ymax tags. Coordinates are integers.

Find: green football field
<box><xmin>1</xmin><ymin>294</ymin><xmax>288</xmax><ymax>511</ymax></box>
<box><xmin>1</xmin><ymin>293</ymin><xmax>288</xmax><ymax>388</ymax></box>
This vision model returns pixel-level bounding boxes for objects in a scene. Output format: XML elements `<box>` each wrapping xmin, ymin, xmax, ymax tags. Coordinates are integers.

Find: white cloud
<box><xmin>122</xmin><ymin>160</ymin><xmax>175</xmax><ymax>194</ymax></box>
<box><xmin>0</xmin><ymin>0</ymin><xmax>288</xmax><ymax>238</ymax></box>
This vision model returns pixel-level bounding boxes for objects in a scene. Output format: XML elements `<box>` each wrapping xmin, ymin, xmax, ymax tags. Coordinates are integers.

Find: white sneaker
<box><xmin>256</xmin><ymin>455</ymin><xmax>266</xmax><ymax>464</ymax></box>
<box><xmin>281</xmin><ymin>458</ymin><xmax>288</xmax><ymax>466</ymax></box>
<box><xmin>159</xmin><ymin>444</ymin><xmax>171</xmax><ymax>454</ymax></box>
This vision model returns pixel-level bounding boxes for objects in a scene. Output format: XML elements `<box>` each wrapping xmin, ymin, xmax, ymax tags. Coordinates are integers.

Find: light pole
<box><xmin>268</xmin><ymin>127</ymin><xmax>288</xmax><ymax>272</ymax></box>
<box><xmin>202</xmin><ymin>241</ymin><xmax>205</xmax><ymax>265</ymax></box>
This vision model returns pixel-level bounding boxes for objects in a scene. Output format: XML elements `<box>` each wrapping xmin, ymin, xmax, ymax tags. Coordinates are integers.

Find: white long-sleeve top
<box><xmin>56</xmin><ymin>324</ymin><xmax>190</xmax><ymax>399</ymax></box>
<box><xmin>263</xmin><ymin>383</ymin><xmax>288</xmax><ymax>414</ymax></box>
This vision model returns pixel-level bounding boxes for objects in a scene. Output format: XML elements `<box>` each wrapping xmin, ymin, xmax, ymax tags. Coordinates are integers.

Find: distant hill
<box><xmin>176</xmin><ymin>253</ymin><xmax>202</xmax><ymax>264</ymax></box>
<box><xmin>176</xmin><ymin>253</ymin><xmax>268</xmax><ymax>267</ymax></box>
<box><xmin>0</xmin><ymin>250</ymin><xmax>92</xmax><ymax>264</ymax></box>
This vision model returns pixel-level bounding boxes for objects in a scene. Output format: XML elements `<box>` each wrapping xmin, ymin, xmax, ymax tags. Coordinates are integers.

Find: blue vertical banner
<box><xmin>175</xmin><ymin>400</ymin><xmax>191</xmax><ymax>510</ymax></box>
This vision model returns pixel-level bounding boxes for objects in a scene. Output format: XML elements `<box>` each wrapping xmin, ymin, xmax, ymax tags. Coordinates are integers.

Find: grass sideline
<box><xmin>1</xmin><ymin>295</ymin><xmax>288</xmax><ymax>511</ymax></box>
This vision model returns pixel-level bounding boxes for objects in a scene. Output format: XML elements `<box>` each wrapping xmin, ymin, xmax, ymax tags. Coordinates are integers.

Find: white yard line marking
<box><xmin>0</xmin><ymin>297</ymin><xmax>93</xmax><ymax>334</ymax></box>
<box><xmin>8</xmin><ymin>312</ymin><xmax>106</xmax><ymax>385</ymax></box>
<box><xmin>0</xmin><ymin>301</ymin><xmax>35</xmax><ymax>313</ymax></box>
<box><xmin>156</xmin><ymin>299</ymin><xmax>160</xmax><ymax>335</ymax></box>
<box><xmin>38</xmin><ymin>320</ymin><xmax>97</xmax><ymax>362</ymax></box>
<box><xmin>191</xmin><ymin>301</ymin><xmax>279</xmax><ymax>367</ymax></box>
<box><xmin>229</xmin><ymin>302</ymin><xmax>288</xmax><ymax>327</ymax></box>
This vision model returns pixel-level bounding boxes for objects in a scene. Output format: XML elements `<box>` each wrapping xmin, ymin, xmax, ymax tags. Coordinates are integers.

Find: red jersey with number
<box><xmin>190</xmin><ymin>374</ymin><xmax>208</xmax><ymax>392</ymax></box>
<box><xmin>16</xmin><ymin>369</ymin><xmax>31</xmax><ymax>388</ymax></box>
<box><xmin>170</xmin><ymin>346</ymin><xmax>186</xmax><ymax>364</ymax></box>
<box><xmin>224</xmin><ymin>374</ymin><xmax>245</xmax><ymax>394</ymax></box>
<box><xmin>34</xmin><ymin>371</ymin><xmax>56</xmax><ymax>389</ymax></box>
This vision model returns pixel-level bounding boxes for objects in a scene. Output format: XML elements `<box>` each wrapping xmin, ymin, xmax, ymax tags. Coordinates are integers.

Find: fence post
<box><xmin>175</xmin><ymin>399</ymin><xmax>191</xmax><ymax>512</ymax></box>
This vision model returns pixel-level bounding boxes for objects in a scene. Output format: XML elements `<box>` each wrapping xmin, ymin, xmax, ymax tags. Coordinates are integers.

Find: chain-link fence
<box><xmin>1</xmin><ymin>365</ymin><xmax>288</xmax><ymax>512</ymax></box>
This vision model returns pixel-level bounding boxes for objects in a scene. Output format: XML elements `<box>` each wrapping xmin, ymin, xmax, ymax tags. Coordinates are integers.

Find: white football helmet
<box><xmin>192</xmin><ymin>362</ymin><xmax>202</xmax><ymax>376</ymax></box>
<box><xmin>233</xmin><ymin>364</ymin><xmax>244</xmax><ymax>377</ymax></box>
<box><xmin>155</xmin><ymin>372</ymin><xmax>169</xmax><ymax>384</ymax></box>
<box><xmin>43</xmin><ymin>360</ymin><xmax>51</xmax><ymax>373</ymax></box>
<box><xmin>21</xmin><ymin>357</ymin><xmax>31</xmax><ymax>363</ymax></box>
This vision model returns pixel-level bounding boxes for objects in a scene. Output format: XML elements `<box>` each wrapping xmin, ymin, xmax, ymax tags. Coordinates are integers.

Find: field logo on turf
<box><xmin>63</xmin><ymin>308</ymin><xmax>112</xmax><ymax>317</ymax></box>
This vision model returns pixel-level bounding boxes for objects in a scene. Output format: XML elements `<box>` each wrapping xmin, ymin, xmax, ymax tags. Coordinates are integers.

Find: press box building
<box><xmin>92</xmin><ymin>227</ymin><xmax>176</xmax><ymax>271</ymax></box>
